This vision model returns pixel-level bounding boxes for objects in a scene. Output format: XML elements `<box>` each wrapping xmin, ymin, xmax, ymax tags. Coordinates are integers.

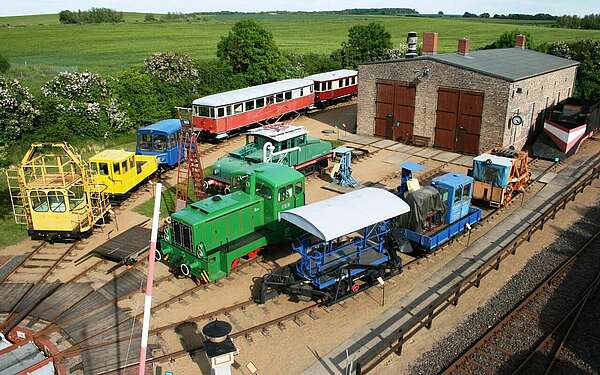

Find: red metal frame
<box><xmin>192</xmin><ymin>95</ymin><xmax>314</xmax><ymax>135</ymax></box>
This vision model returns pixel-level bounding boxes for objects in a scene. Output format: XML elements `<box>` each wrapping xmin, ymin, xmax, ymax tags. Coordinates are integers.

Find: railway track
<box><xmin>442</xmin><ymin>231</ymin><xmax>600</xmax><ymax>375</ymax></box>
<box><xmin>356</xmin><ymin>154</ymin><xmax>599</xmax><ymax>374</ymax></box>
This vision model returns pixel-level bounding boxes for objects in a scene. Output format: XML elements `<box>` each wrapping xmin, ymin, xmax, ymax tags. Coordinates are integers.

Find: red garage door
<box><xmin>434</xmin><ymin>88</ymin><xmax>483</xmax><ymax>154</ymax></box>
<box><xmin>375</xmin><ymin>80</ymin><xmax>415</xmax><ymax>142</ymax></box>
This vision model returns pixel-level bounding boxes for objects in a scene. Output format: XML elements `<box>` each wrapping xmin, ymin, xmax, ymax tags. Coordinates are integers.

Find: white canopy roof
<box><xmin>305</xmin><ymin>69</ymin><xmax>358</xmax><ymax>82</ymax></box>
<box><xmin>246</xmin><ymin>124</ymin><xmax>308</xmax><ymax>143</ymax></box>
<box><xmin>473</xmin><ymin>153</ymin><xmax>513</xmax><ymax>168</ymax></box>
<box><xmin>193</xmin><ymin>79</ymin><xmax>313</xmax><ymax>107</ymax></box>
<box><xmin>280</xmin><ymin>187</ymin><xmax>410</xmax><ymax>242</ymax></box>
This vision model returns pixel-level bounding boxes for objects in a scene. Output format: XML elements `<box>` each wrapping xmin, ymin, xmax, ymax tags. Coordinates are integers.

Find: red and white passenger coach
<box><xmin>305</xmin><ymin>69</ymin><xmax>358</xmax><ymax>106</ymax></box>
<box><xmin>192</xmin><ymin>79</ymin><xmax>314</xmax><ymax>139</ymax></box>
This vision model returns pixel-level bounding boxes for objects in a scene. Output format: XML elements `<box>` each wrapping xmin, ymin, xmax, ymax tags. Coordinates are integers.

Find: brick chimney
<box><xmin>458</xmin><ymin>38</ymin><xmax>469</xmax><ymax>55</ymax></box>
<box><xmin>422</xmin><ymin>32</ymin><xmax>438</xmax><ymax>55</ymax></box>
<box><xmin>516</xmin><ymin>34</ymin><xmax>526</xmax><ymax>49</ymax></box>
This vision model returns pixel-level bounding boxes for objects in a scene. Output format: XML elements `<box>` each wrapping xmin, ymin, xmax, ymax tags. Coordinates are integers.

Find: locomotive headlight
<box><xmin>213</xmin><ymin>168</ymin><xmax>220</xmax><ymax>175</ymax></box>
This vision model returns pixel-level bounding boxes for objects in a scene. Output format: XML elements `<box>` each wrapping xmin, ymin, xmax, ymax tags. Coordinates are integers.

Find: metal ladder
<box><xmin>174</xmin><ymin>107</ymin><xmax>207</xmax><ymax>211</ymax></box>
<box><xmin>5</xmin><ymin>169</ymin><xmax>28</xmax><ymax>225</ymax></box>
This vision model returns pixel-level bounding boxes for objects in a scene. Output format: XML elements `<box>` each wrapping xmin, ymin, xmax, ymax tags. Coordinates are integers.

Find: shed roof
<box><xmin>363</xmin><ymin>48</ymin><xmax>579</xmax><ymax>82</ymax></box>
<box><xmin>138</xmin><ymin>119</ymin><xmax>181</xmax><ymax>133</ymax></box>
<box><xmin>192</xmin><ymin>79</ymin><xmax>313</xmax><ymax>107</ymax></box>
<box><xmin>304</xmin><ymin>69</ymin><xmax>358</xmax><ymax>82</ymax></box>
<box><xmin>280</xmin><ymin>187</ymin><xmax>410</xmax><ymax>242</ymax></box>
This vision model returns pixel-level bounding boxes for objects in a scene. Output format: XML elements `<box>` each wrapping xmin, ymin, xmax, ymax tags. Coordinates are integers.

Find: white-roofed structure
<box><xmin>305</xmin><ymin>69</ymin><xmax>358</xmax><ymax>82</ymax></box>
<box><xmin>280</xmin><ymin>187</ymin><xmax>410</xmax><ymax>242</ymax></box>
<box><xmin>193</xmin><ymin>79</ymin><xmax>314</xmax><ymax>107</ymax></box>
<box><xmin>246</xmin><ymin>124</ymin><xmax>308</xmax><ymax>143</ymax></box>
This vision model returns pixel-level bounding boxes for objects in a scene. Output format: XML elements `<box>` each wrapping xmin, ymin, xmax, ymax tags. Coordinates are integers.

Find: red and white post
<box><xmin>139</xmin><ymin>182</ymin><xmax>162</xmax><ymax>375</ymax></box>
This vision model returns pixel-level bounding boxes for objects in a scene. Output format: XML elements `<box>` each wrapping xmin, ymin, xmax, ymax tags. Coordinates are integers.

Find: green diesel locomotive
<box><xmin>158</xmin><ymin>162</ymin><xmax>305</xmax><ymax>282</ymax></box>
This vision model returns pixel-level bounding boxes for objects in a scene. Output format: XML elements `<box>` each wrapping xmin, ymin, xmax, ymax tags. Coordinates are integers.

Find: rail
<box><xmin>356</xmin><ymin>157</ymin><xmax>600</xmax><ymax>374</ymax></box>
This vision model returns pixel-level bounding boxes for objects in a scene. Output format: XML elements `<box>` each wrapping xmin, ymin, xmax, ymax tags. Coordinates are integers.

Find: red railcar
<box><xmin>191</xmin><ymin>79</ymin><xmax>314</xmax><ymax>139</ymax></box>
<box><xmin>305</xmin><ymin>69</ymin><xmax>358</xmax><ymax>106</ymax></box>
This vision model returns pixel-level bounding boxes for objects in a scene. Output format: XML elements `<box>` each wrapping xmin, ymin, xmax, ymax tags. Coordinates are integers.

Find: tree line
<box><xmin>59</xmin><ymin>8</ymin><xmax>124</xmax><ymax>24</ymax></box>
<box><xmin>556</xmin><ymin>14</ymin><xmax>600</xmax><ymax>30</ymax></box>
<box><xmin>1</xmin><ymin>20</ymin><xmax>599</xmax><ymax>168</ymax></box>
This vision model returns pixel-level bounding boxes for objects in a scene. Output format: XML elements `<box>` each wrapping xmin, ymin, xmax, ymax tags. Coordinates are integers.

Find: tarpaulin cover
<box><xmin>396</xmin><ymin>186</ymin><xmax>446</xmax><ymax>233</ymax></box>
<box><xmin>473</xmin><ymin>154</ymin><xmax>512</xmax><ymax>188</ymax></box>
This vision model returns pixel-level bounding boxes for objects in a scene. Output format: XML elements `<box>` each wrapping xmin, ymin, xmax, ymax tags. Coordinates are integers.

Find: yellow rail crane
<box><xmin>6</xmin><ymin>142</ymin><xmax>111</xmax><ymax>241</ymax></box>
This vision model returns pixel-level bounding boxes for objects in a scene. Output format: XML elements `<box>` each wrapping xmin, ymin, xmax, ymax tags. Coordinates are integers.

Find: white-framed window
<box><xmin>275</xmin><ymin>93</ymin><xmax>284</xmax><ymax>103</ymax></box>
<box><xmin>292</xmin><ymin>89</ymin><xmax>301</xmax><ymax>99</ymax></box>
<box><xmin>233</xmin><ymin>103</ymin><xmax>243</xmax><ymax>114</ymax></box>
<box><xmin>284</xmin><ymin>91</ymin><xmax>292</xmax><ymax>100</ymax></box>
<box><xmin>256</xmin><ymin>98</ymin><xmax>265</xmax><ymax>108</ymax></box>
<box><xmin>226</xmin><ymin>105</ymin><xmax>232</xmax><ymax>116</ymax></box>
<box><xmin>245</xmin><ymin>100</ymin><xmax>255</xmax><ymax>111</ymax></box>
<box><xmin>217</xmin><ymin>107</ymin><xmax>225</xmax><ymax>118</ymax></box>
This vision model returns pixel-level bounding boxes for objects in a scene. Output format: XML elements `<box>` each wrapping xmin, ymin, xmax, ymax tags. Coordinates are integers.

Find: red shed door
<box><xmin>375</xmin><ymin>80</ymin><xmax>415</xmax><ymax>141</ymax></box>
<box><xmin>434</xmin><ymin>88</ymin><xmax>483</xmax><ymax>154</ymax></box>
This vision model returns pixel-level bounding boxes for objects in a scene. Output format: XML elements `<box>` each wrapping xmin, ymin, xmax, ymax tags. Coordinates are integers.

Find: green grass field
<box><xmin>2</xmin><ymin>13</ymin><xmax>599</xmax><ymax>91</ymax></box>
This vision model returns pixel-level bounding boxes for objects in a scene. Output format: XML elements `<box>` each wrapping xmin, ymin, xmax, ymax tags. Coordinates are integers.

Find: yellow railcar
<box><xmin>6</xmin><ymin>143</ymin><xmax>111</xmax><ymax>241</ymax></box>
<box><xmin>89</xmin><ymin>150</ymin><xmax>158</xmax><ymax>197</ymax></box>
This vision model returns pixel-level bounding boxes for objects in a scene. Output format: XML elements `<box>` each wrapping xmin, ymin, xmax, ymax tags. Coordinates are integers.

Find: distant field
<box><xmin>1</xmin><ymin>12</ymin><xmax>599</xmax><ymax>91</ymax></box>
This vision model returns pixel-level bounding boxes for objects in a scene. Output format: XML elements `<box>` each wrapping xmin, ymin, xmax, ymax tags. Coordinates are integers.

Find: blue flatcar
<box><xmin>136</xmin><ymin>119</ymin><xmax>182</xmax><ymax>169</ymax></box>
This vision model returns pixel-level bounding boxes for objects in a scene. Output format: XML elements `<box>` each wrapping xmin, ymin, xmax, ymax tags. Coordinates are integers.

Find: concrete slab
<box><xmin>371</xmin><ymin>139</ymin><xmax>398</xmax><ymax>149</ymax></box>
<box><xmin>414</xmin><ymin>147</ymin><xmax>442</xmax><ymax>158</ymax></box>
<box><xmin>432</xmin><ymin>151</ymin><xmax>462</xmax><ymax>163</ymax></box>
<box><xmin>338</xmin><ymin>133</ymin><xmax>364</xmax><ymax>144</ymax></box>
<box><xmin>382</xmin><ymin>152</ymin><xmax>411</xmax><ymax>165</ymax></box>
<box><xmin>452</xmin><ymin>155</ymin><xmax>475</xmax><ymax>167</ymax></box>
<box><xmin>356</xmin><ymin>135</ymin><xmax>381</xmax><ymax>145</ymax></box>
<box><xmin>387</xmin><ymin>143</ymin><xmax>422</xmax><ymax>154</ymax></box>
<box><xmin>538</xmin><ymin>172</ymin><xmax>558</xmax><ymax>184</ymax></box>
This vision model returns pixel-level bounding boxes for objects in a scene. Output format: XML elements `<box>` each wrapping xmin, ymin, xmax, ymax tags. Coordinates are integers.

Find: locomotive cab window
<box><xmin>121</xmin><ymin>161</ymin><xmax>128</xmax><ymax>173</ymax></box>
<box><xmin>48</xmin><ymin>191</ymin><xmax>66</xmax><ymax>212</ymax></box>
<box><xmin>98</xmin><ymin>163</ymin><xmax>109</xmax><ymax>176</ymax></box>
<box><xmin>31</xmin><ymin>191</ymin><xmax>48</xmax><ymax>212</ymax></box>
<box><xmin>454</xmin><ymin>187</ymin><xmax>462</xmax><ymax>203</ymax></box>
<box><xmin>198</xmin><ymin>106</ymin><xmax>210</xmax><ymax>117</ymax></box>
<box><xmin>245</xmin><ymin>100</ymin><xmax>255</xmax><ymax>111</ymax></box>
<box><xmin>275</xmin><ymin>93</ymin><xmax>284</xmax><ymax>103</ymax></box>
<box><xmin>129</xmin><ymin>156</ymin><xmax>135</xmax><ymax>169</ymax></box>
<box><xmin>138</xmin><ymin>133</ymin><xmax>152</xmax><ymax>151</ymax></box>
<box><xmin>278</xmin><ymin>185</ymin><xmax>293</xmax><ymax>202</ymax></box>
<box><xmin>256</xmin><ymin>98</ymin><xmax>265</xmax><ymax>108</ymax></box>
<box><xmin>226</xmin><ymin>106</ymin><xmax>232</xmax><ymax>116</ymax></box>
<box><xmin>217</xmin><ymin>107</ymin><xmax>225</xmax><ymax>118</ymax></box>
<box><xmin>463</xmin><ymin>183</ymin><xmax>472</xmax><ymax>201</ymax></box>
<box><xmin>256</xmin><ymin>183</ymin><xmax>273</xmax><ymax>200</ymax></box>
<box><xmin>113</xmin><ymin>163</ymin><xmax>121</xmax><ymax>175</ymax></box>
<box><xmin>284</xmin><ymin>91</ymin><xmax>292</xmax><ymax>100</ymax></box>
<box><xmin>327</xmin><ymin>82</ymin><xmax>332</xmax><ymax>90</ymax></box>
<box><xmin>295</xmin><ymin>182</ymin><xmax>303</xmax><ymax>194</ymax></box>
<box><xmin>68</xmin><ymin>185</ymin><xmax>86</xmax><ymax>210</ymax></box>
<box><xmin>154</xmin><ymin>134</ymin><xmax>167</xmax><ymax>151</ymax></box>
<box><xmin>314</xmin><ymin>82</ymin><xmax>320</xmax><ymax>91</ymax></box>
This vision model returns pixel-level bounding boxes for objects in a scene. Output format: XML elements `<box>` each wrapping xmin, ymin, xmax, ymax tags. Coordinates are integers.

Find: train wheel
<box><xmin>231</xmin><ymin>258</ymin><xmax>240</xmax><ymax>270</ymax></box>
<box><xmin>246</xmin><ymin>248</ymin><xmax>261</xmax><ymax>259</ymax></box>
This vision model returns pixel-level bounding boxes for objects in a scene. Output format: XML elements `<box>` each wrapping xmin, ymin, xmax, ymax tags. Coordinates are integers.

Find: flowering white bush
<box><xmin>0</xmin><ymin>77</ymin><xmax>38</xmax><ymax>144</ymax></box>
<box><xmin>144</xmin><ymin>51</ymin><xmax>198</xmax><ymax>83</ymax></box>
<box><xmin>41</xmin><ymin>71</ymin><xmax>130</xmax><ymax>135</ymax></box>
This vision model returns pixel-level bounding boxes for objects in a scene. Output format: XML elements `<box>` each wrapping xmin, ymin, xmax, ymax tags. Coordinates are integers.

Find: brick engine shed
<box><xmin>356</xmin><ymin>33</ymin><xmax>579</xmax><ymax>154</ymax></box>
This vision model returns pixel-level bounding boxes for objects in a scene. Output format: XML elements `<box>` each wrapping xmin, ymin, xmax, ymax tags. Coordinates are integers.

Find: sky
<box><xmin>1</xmin><ymin>0</ymin><xmax>598</xmax><ymax>17</ymax></box>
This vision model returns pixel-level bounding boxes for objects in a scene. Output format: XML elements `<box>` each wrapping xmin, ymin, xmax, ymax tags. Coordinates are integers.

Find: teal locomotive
<box><xmin>158</xmin><ymin>163</ymin><xmax>305</xmax><ymax>282</ymax></box>
<box><xmin>207</xmin><ymin>124</ymin><xmax>331</xmax><ymax>192</ymax></box>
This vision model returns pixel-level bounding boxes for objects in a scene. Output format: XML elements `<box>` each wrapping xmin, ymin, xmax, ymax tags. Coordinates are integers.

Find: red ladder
<box><xmin>174</xmin><ymin>108</ymin><xmax>207</xmax><ymax>211</ymax></box>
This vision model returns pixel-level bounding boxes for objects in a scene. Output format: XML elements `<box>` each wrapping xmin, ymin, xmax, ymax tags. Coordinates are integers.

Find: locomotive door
<box><xmin>434</xmin><ymin>88</ymin><xmax>483</xmax><ymax>154</ymax></box>
<box><xmin>375</xmin><ymin>80</ymin><xmax>415</xmax><ymax>142</ymax></box>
